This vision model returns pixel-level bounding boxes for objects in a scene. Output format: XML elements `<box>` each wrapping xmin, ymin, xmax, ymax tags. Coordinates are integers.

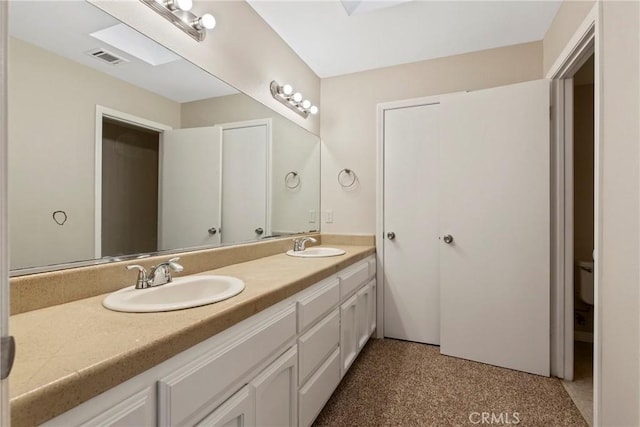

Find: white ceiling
<box><xmin>9</xmin><ymin>1</ymin><xmax>237</xmax><ymax>103</ymax></box>
<box><xmin>248</xmin><ymin>0</ymin><xmax>562</xmax><ymax>78</ymax></box>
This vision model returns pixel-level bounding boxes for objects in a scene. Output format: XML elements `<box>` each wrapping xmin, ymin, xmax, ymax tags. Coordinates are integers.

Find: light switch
<box><xmin>325</xmin><ymin>210</ymin><xmax>333</xmax><ymax>223</ymax></box>
<box><xmin>309</xmin><ymin>210</ymin><xmax>316</xmax><ymax>223</ymax></box>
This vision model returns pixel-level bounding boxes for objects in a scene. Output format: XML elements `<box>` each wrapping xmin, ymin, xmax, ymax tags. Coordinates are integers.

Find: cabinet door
<box><xmin>356</xmin><ymin>283</ymin><xmax>372</xmax><ymax>351</ymax></box>
<box><xmin>77</xmin><ymin>387</ymin><xmax>154</xmax><ymax>427</ymax></box>
<box><xmin>195</xmin><ymin>385</ymin><xmax>254</xmax><ymax>427</ymax></box>
<box><xmin>250</xmin><ymin>346</ymin><xmax>297</xmax><ymax>427</ymax></box>
<box><xmin>340</xmin><ymin>294</ymin><xmax>358</xmax><ymax>377</ymax></box>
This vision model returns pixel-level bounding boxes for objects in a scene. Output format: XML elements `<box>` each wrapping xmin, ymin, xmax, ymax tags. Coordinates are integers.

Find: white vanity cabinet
<box><xmin>339</xmin><ymin>273</ymin><xmax>376</xmax><ymax>378</ymax></box>
<box><xmin>297</xmin><ymin>256</ymin><xmax>377</xmax><ymax>426</ymax></box>
<box><xmin>45</xmin><ymin>255</ymin><xmax>377</xmax><ymax>427</ymax></box>
<box><xmin>157</xmin><ymin>305</ymin><xmax>297</xmax><ymax>426</ymax></box>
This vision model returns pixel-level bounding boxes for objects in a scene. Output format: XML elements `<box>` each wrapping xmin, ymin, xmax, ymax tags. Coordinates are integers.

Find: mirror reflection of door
<box><xmin>159</xmin><ymin>126</ymin><xmax>223</xmax><ymax>251</ymax></box>
<box><xmin>101</xmin><ymin>118</ymin><xmax>160</xmax><ymax>257</ymax></box>
<box><xmin>221</xmin><ymin>120</ymin><xmax>271</xmax><ymax>244</ymax></box>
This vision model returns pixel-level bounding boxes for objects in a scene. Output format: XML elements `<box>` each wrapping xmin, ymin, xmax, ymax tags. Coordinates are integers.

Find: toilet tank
<box><xmin>577</xmin><ymin>261</ymin><xmax>594</xmax><ymax>305</ymax></box>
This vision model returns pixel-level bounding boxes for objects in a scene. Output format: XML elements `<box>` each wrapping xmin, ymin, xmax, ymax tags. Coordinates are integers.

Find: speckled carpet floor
<box><xmin>314</xmin><ymin>339</ymin><xmax>587</xmax><ymax>427</ymax></box>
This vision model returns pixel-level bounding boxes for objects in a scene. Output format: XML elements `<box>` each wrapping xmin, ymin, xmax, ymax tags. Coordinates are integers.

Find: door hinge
<box><xmin>549</xmin><ymin>105</ymin><xmax>553</xmax><ymax>120</ymax></box>
<box><xmin>1</xmin><ymin>336</ymin><xmax>16</xmax><ymax>380</ymax></box>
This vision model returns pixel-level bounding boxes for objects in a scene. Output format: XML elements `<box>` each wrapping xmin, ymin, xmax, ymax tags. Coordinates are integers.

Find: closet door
<box><xmin>221</xmin><ymin>121</ymin><xmax>269</xmax><ymax>244</ymax></box>
<box><xmin>439</xmin><ymin>79</ymin><xmax>550</xmax><ymax>376</ymax></box>
<box><xmin>383</xmin><ymin>103</ymin><xmax>441</xmax><ymax>345</ymax></box>
<box><xmin>159</xmin><ymin>126</ymin><xmax>222</xmax><ymax>250</ymax></box>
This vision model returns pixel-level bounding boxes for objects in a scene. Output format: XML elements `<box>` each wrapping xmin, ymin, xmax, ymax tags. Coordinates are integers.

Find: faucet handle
<box><xmin>168</xmin><ymin>257</ymin><xmax>183</xmax><ymax>273</ymax></box>
<box><xmin>126</xmin><ymin>265</ymin><xmax>149</xmax><ymax>289</ymax></box>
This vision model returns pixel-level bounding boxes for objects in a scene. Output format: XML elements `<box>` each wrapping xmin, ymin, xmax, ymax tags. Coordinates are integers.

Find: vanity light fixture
<box><xmin>140</xmin><ymin>0</ymin><xmax>216</xmax><ymax>42</ymax></box>
<box><xmin>270</xmin><ymin>81</ymin><xmax>319</xmax><ymax>118</ymax></box>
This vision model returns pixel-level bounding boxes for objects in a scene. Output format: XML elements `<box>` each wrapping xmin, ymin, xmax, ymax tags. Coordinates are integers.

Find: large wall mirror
<box><xmin>8</xmin><ymin>1</ymin><xmax>320</xmax><ymax>273</ymax></box>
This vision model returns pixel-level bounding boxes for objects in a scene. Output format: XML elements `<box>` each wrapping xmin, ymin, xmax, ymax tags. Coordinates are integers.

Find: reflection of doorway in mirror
<box><xmin>220</xmin><ymin>119</ymin><xmax>272</xmax><ymax>244</ymax></box>
<box><xmin>101</xmin><ymin>118</ymin><xmax>161</xmax><ymax>258</ymax></box>
<box><xmin>95</xmin><ymin>106</ymin><xmax>172</xmax><ymax>259</ymax></box>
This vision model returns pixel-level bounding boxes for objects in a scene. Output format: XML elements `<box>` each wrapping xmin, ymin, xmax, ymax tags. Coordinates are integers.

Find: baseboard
<box><xmin>574</xmin><ymin>331</ymin><xmax>594</xmax><ymax>343</ymax></box>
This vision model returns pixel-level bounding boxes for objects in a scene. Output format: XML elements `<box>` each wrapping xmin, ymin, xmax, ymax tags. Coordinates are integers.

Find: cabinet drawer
<box><xmin>298</xmin><ymin>348</ymin><xmax>341</xmax><ymax>427</ymax></box>
<box><xmin>298</xmin><ymin>309</ymin><xmax>339</xmax><ymax>385</ymax></box>
<box><xmin>339</xmin><ymin>260</ymin><xmax>369</xmax><ymax>298</ymax></box>
<box><xmin>297</xmin><ymin>277</ymin><xmax>340</xmax><ymax>332</ymax></box>
<box><xmin>158</xmin><ymin>305</ymin><xmax>296</xmax><ymax>426</ymax></box>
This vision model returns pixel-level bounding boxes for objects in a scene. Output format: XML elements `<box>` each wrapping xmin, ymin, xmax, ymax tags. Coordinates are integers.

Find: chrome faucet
<box><xmin>293</xmin><ymin>236</ymin><xmax>317</xmax><ymax>252</ymax></box>
<box><xmin>126</xmin><ymin>257</ymin><xmax>184</xmax><ymax>289</ymax></box>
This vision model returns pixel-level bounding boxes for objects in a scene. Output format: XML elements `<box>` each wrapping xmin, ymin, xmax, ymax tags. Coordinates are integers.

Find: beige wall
<box><xmin>542</xmin><ymin>0</ymin><xmax>596</xmax><ymax>75</ymax></box>
<box><xmin>90</xmin><ymin>0</ymin><xmax>320</xmax><ymax>135</ymax></box>
<box><xmin>598</xmin><ymin>2</ymin><xmax>639</xmax><ymax>425</ymax></box>
<box><xmin>181</xmin><ymin>94</ymin><xmax>320</xmax><ymax>234</ymax></box>
<box><xmin>320</xmin><ymin>41</ymin><xmax>542</xmax><ymax>233</ymax></box>
<box><xmin>8</xmin><ymin>38</ymin><xmax>180</xmax><ymax>269</ymax></box>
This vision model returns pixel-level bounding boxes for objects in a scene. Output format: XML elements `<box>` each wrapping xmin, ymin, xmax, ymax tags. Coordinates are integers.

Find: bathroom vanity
<box><xmin>9</xmin><ymin>240</ymin><xmax>375</xmax><ymax>426</ymax></box>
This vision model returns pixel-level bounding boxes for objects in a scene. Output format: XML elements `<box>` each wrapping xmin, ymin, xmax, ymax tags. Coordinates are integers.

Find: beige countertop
<box><xmin>9</xmin><ymin>244</ymin><xmax>375</xmax><ymax>427</ymax></box>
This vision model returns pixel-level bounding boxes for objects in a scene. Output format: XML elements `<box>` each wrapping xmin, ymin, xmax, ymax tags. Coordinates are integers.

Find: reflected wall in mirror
<box><xmin>8</xmin><ymin>1</ymin><xmax>320</xmax><ymax>272</ymax></box>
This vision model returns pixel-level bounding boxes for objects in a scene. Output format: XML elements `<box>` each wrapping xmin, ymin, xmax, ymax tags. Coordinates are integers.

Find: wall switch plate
<box><xmin>309</xmin><ymin>210</ymin><xmax>316</xmax><ymax>223</ymax></box>
<box><xmin>325</xmin><ymin>210</ymin><xmax>333</xmax><ymax>223</ymax></box>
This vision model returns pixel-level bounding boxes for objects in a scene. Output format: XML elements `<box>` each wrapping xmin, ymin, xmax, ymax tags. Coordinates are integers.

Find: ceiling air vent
<box><xmin>87</xmin><ymin>48</ymin><xmax>129</xmax><ymax>65</ymax></box>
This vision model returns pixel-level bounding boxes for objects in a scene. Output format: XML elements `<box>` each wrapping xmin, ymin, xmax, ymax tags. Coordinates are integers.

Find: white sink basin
<box><xmin>103</xmin><ymin>275</ymin><xmax>245</xmax><ymax>313</ymax></box>
<box><xmin>286</xmin><ymin>247</ymin><xmax>346</xmax><ymax>258</ymax></box>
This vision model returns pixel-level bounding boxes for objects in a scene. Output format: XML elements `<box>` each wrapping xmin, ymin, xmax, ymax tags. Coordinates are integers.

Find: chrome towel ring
<box><xmin>338</xmin><ymin>168</ymin><xmax>357</xmax><ymax>188</ymax></box>
<box><xmin>285</xmin><ymin>171</ymin><xmax>301</xmax><ymax>189</ymax></box>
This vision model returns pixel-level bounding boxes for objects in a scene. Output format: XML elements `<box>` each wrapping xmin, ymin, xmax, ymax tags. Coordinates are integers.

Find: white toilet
<box><xmin>577</xmin><ymin>260</ymin><xmax>594</xmax><ymax>305</ymax></box>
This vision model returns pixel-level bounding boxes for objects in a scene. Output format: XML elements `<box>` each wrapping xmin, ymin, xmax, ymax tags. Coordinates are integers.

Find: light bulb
<box><xmin>176</xmin><ymin>0</ymin><xmax>192</xmax><ymax>11</ymax></box>
<box><xmin>198</xmin><ymin>13</ymin><xmax>216</xmax><ymax>30</ymax></box>
<box><xmin>282</xmin><ymin>84</ymin><xmax>293</xmax><ymax>96</ymax></box>
<box><xmin>301</xmin><ymin>100</ymin><xmax>311</xmax><ymax>109</ymax></box>
<box><xmin>310</xmin><ymin>105</ymin><xmax>319</xmax><ymax>115</ymax></box>
<box><xmin>292</xmin><ymin>92</ymin><xmax>303</xmax><ymax>103</ymax></box>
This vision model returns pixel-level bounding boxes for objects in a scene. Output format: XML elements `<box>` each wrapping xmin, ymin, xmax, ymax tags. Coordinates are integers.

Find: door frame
<box><xmin>546</xmin><ymin>3</ymin><xmax>600</xmax><ymax>423</ymax></box>
<box><xmin>375</xmin><ymin>95</ymin><xmax>445</xmax><ymax>339</ymax></box>
<box><xmin>94</xmin><ymin>106</ymin><xmax>172</xmax><ymax>259</ymax></box>
<box><xmin>219</xmin><ymin>118</ymin><xmax>273</xmax><ymax>240</ymax></box>
<box><xmin>0</xmin><ymin>0</ymin><xmax>9</xmax><ymax>422</ymax></box>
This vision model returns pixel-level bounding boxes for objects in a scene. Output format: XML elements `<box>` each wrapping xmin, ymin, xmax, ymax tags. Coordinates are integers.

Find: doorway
<box><xmin>94</xmin><ymin>106</ymin><xmax>172</xmax><ymax>259</ymax></box>
<box><xmin>101</xmin><ymin>118</ymin><xmax>160</xmax><ymax>257</ymax></box>
<box><xmin>559</xmin><ymin>54</ymin><xmax>595</xmax><ymax>427</ymax></box>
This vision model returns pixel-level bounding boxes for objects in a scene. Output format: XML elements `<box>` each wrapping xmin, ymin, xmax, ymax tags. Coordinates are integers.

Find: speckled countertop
<box><xmin>10</xmin><ymin>244</ymin><xmax>375</xmax><ymax>427</ymax></box>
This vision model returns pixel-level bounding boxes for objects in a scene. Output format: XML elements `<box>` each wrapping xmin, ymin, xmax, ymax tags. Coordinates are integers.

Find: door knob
<box><xmin>255</xmin><ymin>227</ymin><xmax>264</xmax><ymax>235</ymax></box>
<box><xmin>208</xmin><ymin>227</ymin><xmax>217</xmax><ymax>235</ymax></box>
<box><xmin>443</xmin><ymin>234</ymin><xmax>454</xmax><ymax>244</ymax></box>
<box><xmin>387</xmin><ymin>232</ymin><xmax>396</xmax><ymax>240</ymax></box>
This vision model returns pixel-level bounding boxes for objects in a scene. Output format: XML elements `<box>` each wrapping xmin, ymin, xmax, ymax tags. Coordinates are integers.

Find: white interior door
<box><xmin>221</xmin><ymin>122</ymin><xmax>269</xmax><ymax>243</ymax></box>
<box><xmin>439</xmin><ymin>79</ymin><xmax>550</xmax><ymax>376</ymax></box>
<box><xmin>383</xmin><ymin>103</ymin><xmax>441</xmax><ymax>345</ymax></box>
<box><xmin>159</xmin><ymin>126</ymin><xmax>222</xmax><ymax>250</ymax></box>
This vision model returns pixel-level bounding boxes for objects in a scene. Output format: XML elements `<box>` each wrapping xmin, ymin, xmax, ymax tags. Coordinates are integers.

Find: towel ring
<box><xmin>285</xmin><ymin>171</ymin><xmax>301</xmax><ymax>189</ymax></box>
<box><xmin>338</xmin><ymin>168</ymin><xmax>357</xmax><ymax>188</ymax></box>
<box><xmin>52</xmin><ymin>210</ymin><xmax>67</xmax><ymax>226</ymax></box>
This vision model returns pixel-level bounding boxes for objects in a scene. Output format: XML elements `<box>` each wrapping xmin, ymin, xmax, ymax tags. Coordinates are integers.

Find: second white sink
<box><xmin>286</xmin><ymin>247</ymin><xmax>346</xmax><ymax>258</ymax></box>
<box><xmin>103</xmin><ymin>275</ymin><xmax>245</xmax><ymax>313</ymax></box>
